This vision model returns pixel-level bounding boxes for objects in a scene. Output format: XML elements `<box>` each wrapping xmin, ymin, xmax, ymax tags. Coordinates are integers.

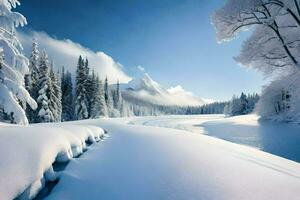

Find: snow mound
<box><xmin>0</xmin><ymin>123</ymin><xmax>105</xmax><ymax>200</ymax></box>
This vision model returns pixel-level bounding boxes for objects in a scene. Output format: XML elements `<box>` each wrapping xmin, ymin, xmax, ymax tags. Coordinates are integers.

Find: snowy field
<box><xmin>1</xmin><ymin>115</ymin><xmax>300</xmax><ymax>200</ymax></box>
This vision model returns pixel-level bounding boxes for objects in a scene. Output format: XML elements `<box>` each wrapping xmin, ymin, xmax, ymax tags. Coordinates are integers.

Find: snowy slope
<box><xmin>0</xmin><ymin>123</ymin><xmax>105</xmax><ymax>200</ymax></box>
<box><xmin>46</xmin><ymin>118</ymin><xmax>300</xmax><ymax>200</ymax></box>
<box><xmin>122</xmin><ymin>72</ymin><xmax>206</xmax><ymax>106</ymax></box>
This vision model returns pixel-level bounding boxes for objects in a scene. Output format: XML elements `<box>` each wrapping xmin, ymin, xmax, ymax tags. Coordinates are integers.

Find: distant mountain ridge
<box><xmin>120</xmin><ymin>72</ymin><xmax>207</xmax><ymax>106</ymax></box>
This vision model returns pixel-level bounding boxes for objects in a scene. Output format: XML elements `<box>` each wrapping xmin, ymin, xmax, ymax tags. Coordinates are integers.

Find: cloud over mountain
<box><xmin>18</xmin><ymin>31</ymin><xmax>131</xmax><ymax>83</ymax></box>
<box><xmin>123</xmin><ymin>70</ymin><xmax>206</xmax><ymax>106</ymax></box>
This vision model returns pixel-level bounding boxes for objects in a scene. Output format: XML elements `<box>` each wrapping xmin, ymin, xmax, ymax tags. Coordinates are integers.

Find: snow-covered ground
<box><xmin>0</xmin><ymin>122</ymin><xmax>105</xmax><ymax>200</ymax></box>
<box><xmin>2</xmin><ymin>115</ymin><xmax>300</xmax><ymax>200</ymax></box>
<box><xmin>47</xmin><ymin>116</ymin><xmax>300</xmax><ymax>200</ymax></box>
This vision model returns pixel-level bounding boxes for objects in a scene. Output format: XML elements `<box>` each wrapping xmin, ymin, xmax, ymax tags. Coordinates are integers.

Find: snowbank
<box><xmin>0</xmin><ymin>123</ymin><xmax>105</xmax><ymax>200</ymax></box>
<box><xmin>47</xmin><ymin>118</ymin><xmax>300</xmax><ymax>200</ymax></box>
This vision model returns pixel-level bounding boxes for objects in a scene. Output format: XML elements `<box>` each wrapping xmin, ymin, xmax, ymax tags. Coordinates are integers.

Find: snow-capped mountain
<box><xmin>122</xmin><ymin>72</ymin><xmax>206</xmax><ymax>106</ymax></box>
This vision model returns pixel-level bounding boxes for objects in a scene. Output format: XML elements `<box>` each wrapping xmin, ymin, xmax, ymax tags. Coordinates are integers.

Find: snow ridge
<box><xmin>0</xmin><ymin>123</ymin><xmax>107</xmax><ymax>200</ymax></box>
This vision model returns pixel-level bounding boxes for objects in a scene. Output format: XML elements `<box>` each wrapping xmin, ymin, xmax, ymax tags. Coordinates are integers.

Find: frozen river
<box><xmin>129</xmin><ymin>114</ymin><xmax>300</xmax><ymax>163</ymax></box>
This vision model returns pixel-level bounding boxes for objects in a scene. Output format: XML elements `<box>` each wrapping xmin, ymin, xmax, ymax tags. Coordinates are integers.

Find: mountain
<box><xmin>121</xmin><ymin>72</ymin><xmax>206</xmax><ymax>106</ymax></box>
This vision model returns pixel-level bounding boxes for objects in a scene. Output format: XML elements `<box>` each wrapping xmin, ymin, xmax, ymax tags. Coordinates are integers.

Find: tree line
<box><xmin>22</xmin><ymin>40</ymin><xmax>131</xmax><ymax>123</ymax></box>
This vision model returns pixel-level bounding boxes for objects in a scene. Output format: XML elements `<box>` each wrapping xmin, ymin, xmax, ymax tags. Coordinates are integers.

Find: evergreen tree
<box><xmin>104</xmin><ymin>77</ymin><xmax>109</xmax><ymax>104</ymax></box>
<box><xmin>75</xmin><ymin>56</ymin><xmax>88</xmax><ymax>120</ymax></box>
<box><xmin>0</xmin><ymin>1</ymin><xmax>37</xmax><ymax>125</ymax></box>
<box><xmin>61</xmin><ymin>67</ymin><xmax>74</xmax><ymax>121</ymax></box>
<box><xmin>90</xmin><ymin>74</ymin><xmax>108</xmax><ymax>118</ymax></box>
<box><xmin>104</xmin><ymin>78</ymin><xmax>114</xmax><ymax>117</ymax></box>
<box><xmin>84</xmin><ymin>58</ymin><xmax>93</xmax><ymax>117</ymax></box>
<box><xmin>25</xmin><ymin>39</ymin><xmax>40</xmax><ymax>123</ymax></box>
<box><xmin>239</xmin><ymin>92</ymin><xmax>249</xmax><ymax>115</ymax></box>
<box><xmin>113</xmin><ymin>80</ymin><xmax>122</xmax><ymax>111</ymax></box>
<box><xmin>37</xmin><ymin>51</ymin><xmax>53</xmax><ymax>122</ymax></box>
<box><xmin>48</xmin><ymin>62</ymin><xmax>62</xmax><ymax>122</ymax></box>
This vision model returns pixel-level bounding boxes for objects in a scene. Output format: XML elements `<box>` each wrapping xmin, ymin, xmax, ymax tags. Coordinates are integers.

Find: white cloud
<box><xmin>137</xmin><ymin>65</ymin><xmax>145</xmax><ymax>72</ymax></box>
<box><xmin>18</xmin><ymin>31</ymin><xmax>132</xmax><ymax>83</ymax></box>
<box><xmin>125</xmin><ymin>70</ymin><xmax>207</xmax><ymax>106</ymax></box>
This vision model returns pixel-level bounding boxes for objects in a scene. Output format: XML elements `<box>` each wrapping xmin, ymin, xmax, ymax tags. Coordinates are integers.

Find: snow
<box><xmin>46</xmin><ymin>116</ymin><xmax>300</xmax><ymax>200</ymax></box>
<box><xmin>122</xmin><ymin>70</ymin><xmax>206</xmax><ymax>106</ymax></box>
<box><xmin>0</xmin><ymin>122</ymin><xmax>105</xmax><ymax>200</ymax></box>
<box><xmin>2</xmin><ymin>115</ymin><xmax>300</xmax><ymax>200</ymax></box>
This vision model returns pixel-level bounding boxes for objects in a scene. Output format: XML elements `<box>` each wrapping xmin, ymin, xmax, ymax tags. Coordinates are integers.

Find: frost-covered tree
<box><xmin>90</xmin><ymin>74</ymin><xmax>107</xmax><ymax>118</ymax></box>
<box><xmin>75</xmin><ymin>55</ymin><xmax>88</xmax><ymax>120</ymax></box>
<box><xmin>84</xmin><ymin>58</ymin><xmax>93</xmax><ymax>117</ymax></box>
<box><xmin>104</xmin><ymin>77</ymin><xmax>114</xmax><ymax>116</ymax></box>
<box><xmin>213</xmin><ymin>0</ymin><xmax>300</xmax><ymax>74</ymax></box>
<box><xmin>0</xmin><ymin>0</ymin><xmax>37</xmax><ymax>124</ymax></box>
<box><xmin>240</xmin><ymin>92</ymin><xmax>249</xmax><ymax>114</ymax></box>
<box><xmin>37</xmin><ymin>51</ymin><xmax>53</xmax><ymax>122</ymax></box>
<box><xmin>49</xmin><ymin>62</ymin><xmax>61</xmax><ymax>122</ymax></box>
<box><xmin>61</xmin><ymin>67</ymin><xmax>74</xmax><ymax>121</ymax></box>
<box><xmin>25</xmin><ymin>39</ymin><xmax>39</xmax><ymax>122</ymax></box>
<box><xmin>213</xmin><ymin>0</ymin><xmax>300</xmax><ymax>121</ymax></box>
<box><xmin>113</xmin><ymin>80</ymin><xmax>122</xmax><ymax>110</ymax></box>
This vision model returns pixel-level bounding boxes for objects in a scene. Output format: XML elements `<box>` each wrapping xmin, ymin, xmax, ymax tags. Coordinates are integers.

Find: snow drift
<box><xmin>0</xmin><ymin>122</ymin><xmax>105</xmax><ymax>200</ymax></box>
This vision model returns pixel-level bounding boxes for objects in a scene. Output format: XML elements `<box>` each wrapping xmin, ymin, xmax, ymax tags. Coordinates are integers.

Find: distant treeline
<box><xmin>122</xmin><ymin>92</ymin><xmax>259</xmax><ymax>116</ymax></box>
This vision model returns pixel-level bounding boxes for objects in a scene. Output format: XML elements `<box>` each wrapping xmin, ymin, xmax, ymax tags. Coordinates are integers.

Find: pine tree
<box><xmin>48</xmin><ymin>62</ymin><xmax>62</xmax><ymax>122</ymax></box>
<box><xmin>25</xmin><ymin>39</ymin><xmax>40</xmax><ymax>123</ymax></box>
<box><xmin>104</xmin><ymin>77</ymin><xmax>114</xmax><ymax>117</ymax></box>
<box><xmin>239</xmin><ymin>92</ymin><xmax>249</xmax><ymax>115</ymax></box>
<box><xmin>37</xmin><ymin>51</ymin><xmax>53</xmax><ymax>122</ymax></box>
<box><xmin>0</xmin><ymin>0</ymin><xmax>37</xmax><ymax>125</ymax></box>
<box><xmin>84</xmin><ymin>58</ymin><xmax>93</xmax><ymax>117</ymax></box>
<box><xmin>114</xmin><ymin>80</ymin><xmax>122</xmax><ymax>110</ymax></box>
<box><xmin>61</xmin><ymin>67</ymin><xmax>74</xmax><ymax>121</ymax></box>
<box><xmin>90</xmin><ymin>74</ymin><xmax>108</xmax><ymax>118</ymax></box>
<box><xmin>75</xmin><ymin>56</ymin><xmax>88</xmax><ymax>120</ymax></box>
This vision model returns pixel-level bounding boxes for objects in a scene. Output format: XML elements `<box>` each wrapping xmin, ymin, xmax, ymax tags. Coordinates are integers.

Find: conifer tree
<box><xmin>61</xmin><ymin>67</ymin><xmax>74</xmax><ymax>121</ymax></box>
<box><xmin>37</xmin><ymin>51</ymin><xmax>53</xmax><ymax>122</ymax></box>
<box><xmin>48</xmin><ymin>62</ymin><xmax>62</xmax><ymax>122</ymax></box>
<box><xmin>0</xmin><ymin>0</ymin><xmax>37</xmax><ymax>124</ymax></box>
<box><xmin>104</xmin><ymin>77</ymin><xmax>114</xmax><ymax>116</ymax></box>
<box><xmin>84</xmin><ymin>58</ymin><xmax>93</xmax><ymax>117</ymax></box>
<box><xmin>90</xmin><ymin>74</ymin><xmax>108</xmax><ymax>118</ymax></box>
<box><xmin>75</xmin><ymin>56</ymin><xmax>88</xmax><ymax>120</ymax></box>
<box><xmin>25</xmin><ymin>39</ymin><xmax>40</xmax><ymax>122</ymax></box>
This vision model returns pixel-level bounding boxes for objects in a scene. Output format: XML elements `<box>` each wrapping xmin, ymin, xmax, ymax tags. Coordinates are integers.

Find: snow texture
<box><xmin>0</xmin><ymin>122</ymin><xmax>105</xmax><ymax>200</ymax></box>
<box><xmin>46</xmin><ymin>116</ymin><xmax>300</xmax><ymax>200</ymax></box>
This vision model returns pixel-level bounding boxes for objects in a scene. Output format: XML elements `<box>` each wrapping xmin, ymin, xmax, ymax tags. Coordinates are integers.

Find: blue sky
<box><xmin>17</xmin><ymin>0</ymin><xmax>264</xmax><ymax>101</ymax></box>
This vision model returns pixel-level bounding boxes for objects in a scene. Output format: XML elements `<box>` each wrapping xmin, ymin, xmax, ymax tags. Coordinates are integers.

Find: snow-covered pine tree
<box><xmin>90</xmin><ymin>74</ymin><xmax>108</xmax><ymax>118</ymax></box>
<box><xmin>239</xmin><ymin>92</ymin><xmax>249</xmax><ymax>115</ymax></box>
<box><xmin>113</xmin><ymin>80</ymin><xmax>122</xmax><ymax>111</ymax></box>
<box><xmin>84</xmin><ymin>58</ymin><xmax>93</xmax><ymax>117</ymax></box>
<box><xmin>75</xmin><ymin>55</ymin><xmax>88</xmax><ymax>120</ymax></box>
<box><xmin>25</xmin><ymin>39</ymin><xmax>40</xmax><ymax>122</ymax></box>
<box><xmin>48</xmin><ymin>62</ymin><xmax>62</xmax><ymax>122</ymax></box>
<box><xmin>55</xmin><ymin>70</ymin><xmax>62</xmax><ymax>121</ymax></box>
<box><xmin>104</xmin><ymin>77</ymin><xmax>109</xmax><ymax>105</ymax></box>
<box><xmin>0</xmin><ymin>0</ymin><xmax>37</xmax><ymax>125</ymax></box>
<box><xmin>104</xmin><ymin>77</ymin><xmax>114</xmax><ymax>117</ymax></box>
<box><xmin>61</xmin><ymin>67</ymin><xmax>73</xmax><ymax>121</ymax></box>
<box><xmin>37</xmin><ymin>51</ymin><xmax>53</xmax><ymax>122</ymax></box>
<box><xmin>61</xmin><ymin>67</ymin><xmax>74</xmax><ymax>121</ymax></box>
